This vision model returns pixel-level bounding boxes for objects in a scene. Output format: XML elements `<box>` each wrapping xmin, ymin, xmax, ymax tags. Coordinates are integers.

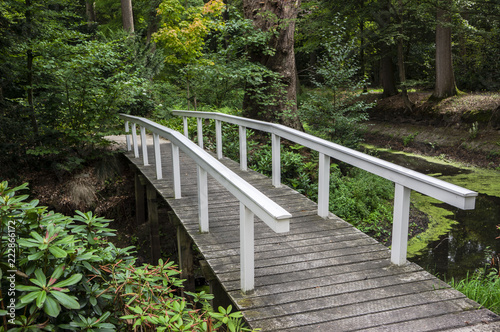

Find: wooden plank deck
<box><xmin>121</xmin><ymin>138</ymin><xmax>500</xmax><ymax>331</ymax></box>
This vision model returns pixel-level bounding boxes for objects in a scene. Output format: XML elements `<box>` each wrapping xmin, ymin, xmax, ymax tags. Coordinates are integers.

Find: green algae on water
<box><xmin>407</xmin><ymin>193</ymin><xmax>458</xmax><ymax>258</ymax></box>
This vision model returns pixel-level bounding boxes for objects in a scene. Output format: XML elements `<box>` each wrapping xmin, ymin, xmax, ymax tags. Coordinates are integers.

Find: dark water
<box><xmin>375</xmin><ymin>150</ymin><xmax>500</xmax><ymax>280</ymax></box>
<box><xmin>411</xmin><ymin>194</ymin><xmax>500</xmax><ymax>280</ymax></box>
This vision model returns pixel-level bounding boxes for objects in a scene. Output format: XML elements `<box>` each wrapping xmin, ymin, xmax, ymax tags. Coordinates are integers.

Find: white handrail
<box><xmin>120</xmin><ymin>114</ymin><xmax>291</xmax><ymax>294</ymax></box>
<box><xmin>172</xmin><ymin>110</ymin><xmax>478</xmax><ymax>265</ymax></box>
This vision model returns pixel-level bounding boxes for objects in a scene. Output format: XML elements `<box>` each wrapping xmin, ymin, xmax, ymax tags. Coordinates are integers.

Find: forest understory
<box><xmin>363</xmin><ymin>91</ymin><xmax>500</xmax><ymax>169</ymax></box>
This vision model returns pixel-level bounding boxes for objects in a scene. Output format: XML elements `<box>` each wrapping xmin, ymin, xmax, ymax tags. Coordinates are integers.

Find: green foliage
<box><xmin>469</xmin><ymin>121</ymin><xmax>479</xmax><ymax>139</ymax></box>
<box><xmin>0</xmin><ymin>0</ymin><xmax>169</xmax><ymax>174</ymax></box>
<box><xmin>166</xmin><ymin>7</ymin><xmax>286</xmax><ymax>113</ymax></box>
<box><xmin>403</xmin><ymin>132</ymin><xmax>419</xmax><ymax>147</ymax></box>
<box><xmin>328</xmin><ymin>167</ymin><xmax>394</xmax><ymax>242</ymax></box>
<box><xmin>448</xmin><ymin>269</ymin><xmax>500</xmax><ymax>314</ymax></box>
<box><xmin>0</xmin><ymin>182</ymin><xmax>252</xmax><ymax>331</ymax></box>
<box><xmin>299</xmin><ymin>22</ymin><xmax>373</xmax><ymax>149</ymax></box>
<box><xmin>153</xmin><ymin>0</ymin><xmax>224</xmax><ymax>65</ymax></box>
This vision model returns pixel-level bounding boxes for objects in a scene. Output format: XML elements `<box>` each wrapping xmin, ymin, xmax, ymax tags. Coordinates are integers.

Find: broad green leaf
<box><xmin>50</xmin><ymin>291</ymin><xmax>80</xmax><ymax>309</ymax></box>
<box><xmin>17</xmin><ymin>238</ymin><xmax>40</xmax><ymax>248</ymax></box>
<box><xmin>36</xmin><ymin>290</ymin><xmax>46</xmax><ymax>308</ymax></box>
<box><xmin>43</xmin><ymin>295</ymin><xmax>61</xmax><ymax>317</ymax></box>
<box><xmin>28</xmin><ymin>251</ymin><xmax>44</xmax><ymax>261</ymax></box>
<box><xmin>100</xmin><ymin>311</ymin><xmax>111</xmax><ymax>321</ymax></box>
<box><xmin>52</xmin><ymin>273</ymin><xmax>82</xmax><ymax>288</ymax></box>
<box><xmin>49</xmin><ymin>246</ymin><xmax>68</xmax><ymax>258</ymax></box>
<box><xmin>54</xmin><ymin>235</ymin><xmax>74</xmax><ymax>245</ymax></box>
<box><xmin>120</xmin><ymin>314</ymin><xmax>137</xmax><ymax>319</ymax></box>
<box><xmin>16</xmin><ymin>285</ymin><xmax>40</xmax><ymax>292</ymax></box>
<box><xmin>228</xmin><ymin>319</ymin><xmax>236</xmax><ymax>332</ymax></box>
<box><xmin>29</xmin><ymin>231</ymin><xmax>44</xmax><ymax>243</ymax></box>
<box><xmin>50</xmin><ymin>265</ymin><xmax>65</xmax><ymax>283</ymax></box>
<box><xmin>20</xmin><ymin>290</ymin><xmax>41</xmax><ymax>304</ymax></box>
<box><xmin>34</xmin><ymin>269</ymin><xmax>46</xmax><ymax>287</ymax></box>
<box><xmin>29</xmin><ymin>277</ymin><xmax>45</xmax><ymax>289</ymax></box>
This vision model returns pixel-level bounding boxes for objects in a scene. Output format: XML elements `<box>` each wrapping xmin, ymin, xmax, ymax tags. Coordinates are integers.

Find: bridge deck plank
<box><xmin>122</xmin><ymin>139</ymin><xmax>499</xmax><ymax>331</ymax></box>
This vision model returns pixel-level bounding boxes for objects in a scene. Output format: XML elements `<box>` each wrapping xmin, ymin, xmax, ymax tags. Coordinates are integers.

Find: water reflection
<box><xmin>411</xmin><ymin>194</ymin><xmax>500</xmax><ymax>279</ymax></box>
<box><xmin>369</xmin><ymin>148</ymin><xmax>500</xmax><ymax>280</ymax></box>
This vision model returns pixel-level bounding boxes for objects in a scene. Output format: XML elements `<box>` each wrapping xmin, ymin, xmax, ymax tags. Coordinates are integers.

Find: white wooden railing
<box><xmin>119</xmin><ymin>114</ymin><xmax>292</xmax><ymax>294</ymax></box>
<box><xmin>172</xmin><ymin>110</ymin><xmax>478</xmax><ymax>265</ymax></box>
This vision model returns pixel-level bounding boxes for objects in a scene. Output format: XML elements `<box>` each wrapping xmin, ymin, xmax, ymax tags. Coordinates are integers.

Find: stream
<box><xmin>367</xmin><ymin>146</ymin><xmax>500</xmax><ymax>280</ymax></box>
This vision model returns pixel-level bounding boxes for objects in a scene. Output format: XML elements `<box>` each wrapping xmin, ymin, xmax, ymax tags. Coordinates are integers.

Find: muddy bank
<box><xmin>363</xmin><ymin>121</ymin><xmax>500</xmax><ymax>169</ymax></box>
<box><xmin>361</xmin><ymin>91</ymin><xmax>500</xmax><ymax>168</ymax></box>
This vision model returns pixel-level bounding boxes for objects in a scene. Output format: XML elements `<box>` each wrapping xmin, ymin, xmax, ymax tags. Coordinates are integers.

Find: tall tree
<box><xmin>396</xmin><ymin>0</ymin><xmax>414</xmax><ymax>111</ymax></box>
<box><xmin>85</xmin><ymin>0</ymin><xmax>96</xmax><ymax>27</ymax></box>
<box><xmin>121</xmin><ymin>0</ymin><xmax>135</xmax><ymax>33</ymax></box>
<box><xmin>432</xmin><ymin>0</ymin><xmax>457</xmax><ymax>98</ymax></box>
<box><xmin>242</xmin><ymin>0</ymin><xmax>303</xmax><ymax>130</ymax></box>
<box><xmin>373</xmin><ymin>3</ymin><xmax>399</xmax><ymax>98</ymax></box>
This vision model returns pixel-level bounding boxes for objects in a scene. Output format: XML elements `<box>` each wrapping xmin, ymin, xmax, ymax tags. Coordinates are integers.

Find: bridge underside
<box><xmin>122</xmin><ymin>138</ymin><xmax>500</xmax><ymax>331</ymax></box>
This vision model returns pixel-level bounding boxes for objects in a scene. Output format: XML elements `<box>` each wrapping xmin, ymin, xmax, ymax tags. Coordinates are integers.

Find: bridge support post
<box><xmin>216</xmin><ymin>119</ymin><xmax>222</xmax><ymax>159</ymax></box>
<box><xmin>318</xmin><ymin>153</ymin><xmax>330</xmax><ymax>218</ymax></box>
<box><xmin>147</xmin><ymin>185</ymin><xmax>161</xmax><ymax>265</ymax></box>
<box><xmin>272</xmin><ymin>134</ymin><xmax>281</xmax><ymax>187</ymax></box>
<box><xmin>132</xmin><ymin>123</ymin><xmax>139</xmax><ymax>158</ymax></box>
<box><xmin>197</xmin><ymin>166</ymin><xmax>209</xmax><ymax>233</ymax></box>
<box><xmin>171</xmin><ymin>143</ymin><xmax>181</xmax><ymax>199</ymax></box>
<box><xmin>134</xmin><ymin>171</ymin><xmax>147</xmax><ymax>227</ymax></box>
<box><xmin>183</xmin><ymin>116</ymin><xmax>188</xmax><ymax>137</ymax></box>
<box><xmin>197</xmin><ymin>118</ymin><xmax>203</xmax><ymax>148</ymax></box>
<box><xmin>239</xmin><ymin>126</ymin><xmax>247</xmax><ymax>171</ymax></box>
<box><xmin>169</xmin><ymin>211</ymin><xmax>195</xmax><ymax>293</ymax></box>
<box><xmin>140</xmin><ymin>126</ymin><xmax>149</xmax><ymax>166</ymax></box>
<box><xmin>391</xmin><ymin>184</ymin><xmax>411</xmax><ymax>265</ymax></box>
<box><xmin>240</xmin><ymin>203</ymin><xmax>254</xmax><ymax>294</ymax></box>
<box><xmin>125</xmin><ymin>121</ymin><xmax>131</xmax><ymax>151</ymax></box>
<box><xmin>153</xmin><ymin>133</ymin><xmax>162</xmax><ymax>179</ymax></box>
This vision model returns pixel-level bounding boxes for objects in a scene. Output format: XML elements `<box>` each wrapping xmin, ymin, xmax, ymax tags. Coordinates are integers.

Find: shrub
<box><xmin>0</xmin><ymin>182</ymin><xmax>251</xmax><ymax>331</ymax></box>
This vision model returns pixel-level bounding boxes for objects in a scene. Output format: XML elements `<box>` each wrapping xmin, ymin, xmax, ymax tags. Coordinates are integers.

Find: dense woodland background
<box><xmin>1</xmin><ymin>0</ymin><xmax>499</xmax><ymax>175</ymax></box>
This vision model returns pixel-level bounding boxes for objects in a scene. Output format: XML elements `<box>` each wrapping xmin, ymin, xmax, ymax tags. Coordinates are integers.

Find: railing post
<box><xmin>183</xmin><ymin>116</ymin><xmax>188</xmax><ymax>137</ymax></box>
<box><xmin>171</xmin><ymin>143</ymin><xmax>181</xmax><ymax>199</ymax></box>
<box><xmin>391</xmin><ymin>183</ymin><xmax>411</xmax><ymax>265</ymax></box>
<box><xmin>197</xmin><ymin>166</ymin><xmax>209</xmax><ymax>233</ymax></box>
<box><xmin>240</xmin><ymin>203</ymin><xmax>254</xmax><ymax>294</ymax></box>
<box><xmin>216</xmin><ymin>119</ymin><xmax>222</xmax><ymax>159</ymax></box>
<box><xmin>153</xmin><ymin>133</ymin><xmax>162</xmax><ymax>179</ymax></box>
<box><xmin>272</xmin><ymin>134</ymin><xmax>281</xmax><ymax>187</ymax></box>
<box><xmin>140</xmin><ymin>126</ymin><xmax>149</xmax><ymax>166</ymax></box>
<box><xmin>132</xmin><ymin>123</ymin><xmax>139</xmax><ymax>158</ymax></box>
<box><xmin>318</xmin><ymin>153</ymin><xmax>330</xmax><ymax>218</ymax></box>
<box><xmin>125</xmin><ymin>121</ymin><xmax>131</xmax><ymax>152</ymax></box>
<box><xmin>197</xmin><ymin>118</ymin><xmax>203</xmax><ymax>148</ymax></box>
<box><xmin>239</xmin><ymin>125</ymin><xmax>247</xmax><ymax>171</ymax></box>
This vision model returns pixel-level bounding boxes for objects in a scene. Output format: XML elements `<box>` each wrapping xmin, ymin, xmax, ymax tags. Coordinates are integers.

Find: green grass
<box><xmin>448</xmin><ymin>270</ymin><xmax>500</xmax><ymax>314</ymax></box>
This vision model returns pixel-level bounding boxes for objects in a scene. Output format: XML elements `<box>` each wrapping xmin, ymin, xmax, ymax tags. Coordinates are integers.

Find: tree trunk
<box><xmin>242</xmin><ymin>0</ymin><xmax>303</xmax><ymax>131</ymax></box>
<box><xmin>146</xmin><ymin>0</ymin><xmax>160</xmax><ymax>45</ymax></box>
<box><xmin>121</xmin><ymin>0</ymin><xmax>135</xmax><ymax>33</ymax></box>
<box><xmin>379</xmin><ymin>46</ymin><xmax>398</xmax><ymax>98</ymax></box>
<box><xmin>26</xmin><ymin>0</ymin><xmax>38</xmax><ymax>136</ymax></box>
<box><xmin>85</xmin><ymin>0</ymin><xmax>96</xmax><ymax>27</ymax></box>
<box><xmin>432</xmin><ymin>4</ymin><xmax>457</xmax><ymax>99</ymax></box>
<box><xmin>397</xmin><ymin>0</ymin><xmax>413</xmax><ymax>112</ymax></box>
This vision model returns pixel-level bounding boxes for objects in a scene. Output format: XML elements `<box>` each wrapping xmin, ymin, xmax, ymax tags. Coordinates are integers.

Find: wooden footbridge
<box><xmin>118</xmin><ymin>112</ymin><xmax>500</xmax><ymax>331</ymax></box>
